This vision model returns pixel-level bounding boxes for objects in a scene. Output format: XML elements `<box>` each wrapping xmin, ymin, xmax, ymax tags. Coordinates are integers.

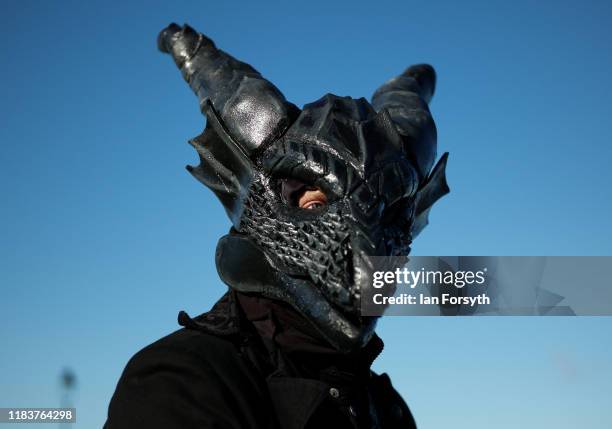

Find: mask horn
<box><xmin>371</xmin><ymin>64</ymin><xmax>437</xmax><ymax>179</ymax></box>
<box><xmin>158</xmin><ymin>23</ymin><xmax>299</xmax><ymax>155</ymax></box>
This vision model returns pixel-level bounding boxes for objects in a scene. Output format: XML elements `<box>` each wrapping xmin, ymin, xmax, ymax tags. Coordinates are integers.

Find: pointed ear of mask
<box><xmin>186</xmin><ymin>103</ymin><xmax>254</xmax><ymax>227</ymax></box>
<box><xmin>411</xmin><ymin>152</ymin><xmax>449</xmax><ymax>238</ymax></box>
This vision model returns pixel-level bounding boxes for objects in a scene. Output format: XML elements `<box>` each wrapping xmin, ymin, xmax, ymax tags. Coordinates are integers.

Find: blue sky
<box><xmin>1</xmin><ymin>0</ymin><xmax>611</xmax><ymax>427</ymax></box>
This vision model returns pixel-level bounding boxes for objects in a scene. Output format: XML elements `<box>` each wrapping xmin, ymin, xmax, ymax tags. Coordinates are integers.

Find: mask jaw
<box><xmin>215</xmin><ymin>233</ymin><xmax>378</xmax><ymax>352</ymax></box>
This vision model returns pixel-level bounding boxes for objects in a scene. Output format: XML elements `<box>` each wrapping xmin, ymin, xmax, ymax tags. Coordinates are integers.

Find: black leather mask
<box><xmin>158</xmin><ymin>23</ymin><xmax>449</xmax><ymax>351</ymax></box>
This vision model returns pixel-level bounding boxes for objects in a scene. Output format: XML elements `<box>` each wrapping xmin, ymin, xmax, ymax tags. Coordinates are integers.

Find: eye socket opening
<box><xmin>298</xmin><ymin>188</ymin><xmax>328</xmax><ymax>210</ymax></box>
<box><xmin>280</xmin><ymin>178</ymin><xmax>328</xmax><ymax>210</ymax></box>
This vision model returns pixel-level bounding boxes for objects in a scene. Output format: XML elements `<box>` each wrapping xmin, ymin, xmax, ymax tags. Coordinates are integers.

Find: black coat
<box><xmin>104</xmin><ymin>292</ymin><xmax>417</xmax><ymax>429</ymax></box>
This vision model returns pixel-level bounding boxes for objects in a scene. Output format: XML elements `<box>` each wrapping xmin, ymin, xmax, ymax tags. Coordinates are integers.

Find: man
<box><xmin>105</xmin><ymin>23</ymin><xmax>448</xmax><ymax>429</ymax></box>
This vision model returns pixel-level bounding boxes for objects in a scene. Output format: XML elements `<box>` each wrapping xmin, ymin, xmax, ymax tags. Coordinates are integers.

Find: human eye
<box><xmin>280</xmin><ymin>179</ymin><xmax>328</xmax><ymax>210</ymax></box>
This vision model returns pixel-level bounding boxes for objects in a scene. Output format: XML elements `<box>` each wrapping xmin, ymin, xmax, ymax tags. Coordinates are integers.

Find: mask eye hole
<box><xmin>298</xmin><ymin>188</ymin><xmax>328</xmax><ymax>210</ymax></box>
<box><xmin>280</xmin><ymin>179</ymin><xmax>328</xmax><ymax>210</ymax></box>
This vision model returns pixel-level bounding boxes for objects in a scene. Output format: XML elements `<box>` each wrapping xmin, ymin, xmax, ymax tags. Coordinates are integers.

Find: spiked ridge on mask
<box><xmin>158</xmin><ymin>23</ymin><xmax>449</xmax><ymax>351</ymax></box>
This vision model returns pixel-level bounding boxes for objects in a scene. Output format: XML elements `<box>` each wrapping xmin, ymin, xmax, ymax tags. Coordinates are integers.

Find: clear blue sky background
<box><xmin>1</xmin><ymin>0</ymin><xmax>611</xmax><ymax>428</ymax></box>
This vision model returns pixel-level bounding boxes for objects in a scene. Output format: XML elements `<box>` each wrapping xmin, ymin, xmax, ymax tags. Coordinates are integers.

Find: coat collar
<box><xmin>177</xmin><ymin>290</ymin><xmax>242</xmax><ymax>336</ymax></box>
<box><xmin>178</xmin><ymin>290</ymin><xmax>385</xmax><ymax>429</ymax></box>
